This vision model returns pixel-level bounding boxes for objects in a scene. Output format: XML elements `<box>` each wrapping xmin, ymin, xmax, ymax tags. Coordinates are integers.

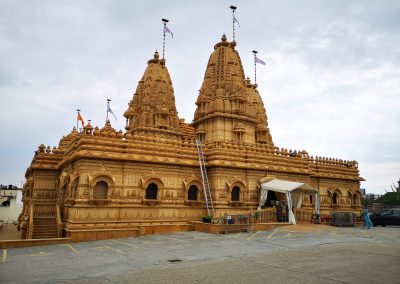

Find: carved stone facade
<box><xmin>19</xmin><ymin>35</ymin><xmax>363</xmax><ymax>240</ymax></box>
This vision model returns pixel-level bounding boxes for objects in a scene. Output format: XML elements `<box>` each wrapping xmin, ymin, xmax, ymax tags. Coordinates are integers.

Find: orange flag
<box><xmin>77</xmin><ymin>112</ymin><xmax>85</xmax><ymax>127</ymax></box>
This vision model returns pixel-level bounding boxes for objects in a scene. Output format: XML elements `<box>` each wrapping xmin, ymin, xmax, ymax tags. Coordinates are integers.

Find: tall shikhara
<box><xmin>124</xmin><ymin>51</ymin><xmax>183</xmax><ymax>140</ymax></box>
<box><xmin>193</xmin><ymin>35</ymin><xmax>273</xmax><ymax>146</ymax></box>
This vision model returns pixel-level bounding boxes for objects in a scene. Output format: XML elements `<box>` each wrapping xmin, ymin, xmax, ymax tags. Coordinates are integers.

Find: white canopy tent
<box><xmin>259</xmin><ymin>179</ymin><xmax>320</xmax><ymax>225</ymax></box>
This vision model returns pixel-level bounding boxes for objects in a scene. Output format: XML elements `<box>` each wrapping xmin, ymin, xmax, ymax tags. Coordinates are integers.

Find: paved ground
<box><xmin>0</xmin><ymin>225</ymin><xmax>399</xmax><ymax>283</ymax></box>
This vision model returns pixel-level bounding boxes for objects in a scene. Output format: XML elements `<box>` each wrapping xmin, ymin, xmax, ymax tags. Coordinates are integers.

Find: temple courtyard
<box><xmin>0</xmin><ymin>225</ymin><xmax>399</xmax><ymax>283</ymax></box>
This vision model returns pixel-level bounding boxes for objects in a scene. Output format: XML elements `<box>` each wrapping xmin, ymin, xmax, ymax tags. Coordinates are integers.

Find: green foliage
<box><xmin>361</xmin><ymin>197</ymin><xmax>371</xmax><ymax>206</ymax></box>
<box><xmin>201</xmin><ymin>214</ymin><xmax>212</xmax><ymax>223</ymax></box>
<box><xmin>379</xmin><ymin>192</ymin><xmax>400</xmax><ymax>205</ymax></box>
<box><xmin>253</xmin><ymin>211</ymin><xmax>261</xmax><ymax>220</ymax></box>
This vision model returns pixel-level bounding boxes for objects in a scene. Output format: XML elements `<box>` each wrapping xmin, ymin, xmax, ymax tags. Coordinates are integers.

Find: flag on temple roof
<box><xmin>255</xmin><ymin>56</ymin><xmax>266</xmax><ymax>65</ymax></box>
<box><xmin>233</xmin><ymin>15</ymin><xmax>240</xmax><ymax>27</ymax></box>
<box><xmin>77</xmin><ymin>112</ymin><xmax>85</xmax><ymax>127</ymax></box>
<box><xmin>164</xmin><ymin>25</ymin><xmax>173</xmax><ymax>39</ymax></box>
<box><xmin>107</xmin><ymin>103</ymin><xmax>117</xmax><ymax>122</ymax></box>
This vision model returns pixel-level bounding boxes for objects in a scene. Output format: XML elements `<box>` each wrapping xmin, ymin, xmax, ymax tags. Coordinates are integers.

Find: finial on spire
<box><xmin>154</xmin><ymin>50</ymin><xmax>159</xmax><ymax>59</ymax></box>
<box><xmin>230</xmin><ymin>5</ymin><xmax>239</xmax><ymax>42</ymax></box>
<box><xmin>221</xmin><ymin>34</ymin><xmax>227</xmax><ymax>42</ymax></box>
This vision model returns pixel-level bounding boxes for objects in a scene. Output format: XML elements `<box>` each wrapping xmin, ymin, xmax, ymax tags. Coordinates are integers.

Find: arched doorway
<box><xmin>93</xmin><ymin>181</ymin><xmax>108</xmax><ymax>199</ymax></box>
<box><xmin>231</xmin><ymin>186</ymin><xmax>240</xmax><ymax>202</ymax></box>
<box><xmin>146</xmin><ymin>183</ymin><xmax>158</xmax><ymax>200</ymax></box>
<box><xmin>188</xmin><ymin>185</ymin><xmax>198</xmax><ymax>201</ymax></box>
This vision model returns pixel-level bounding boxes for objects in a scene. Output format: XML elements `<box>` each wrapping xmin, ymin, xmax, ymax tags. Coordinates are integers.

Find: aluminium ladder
<box><xmin>195</xmin><ymin>140</ymin><xmax>215</xmax><ymax>216</ymax></box>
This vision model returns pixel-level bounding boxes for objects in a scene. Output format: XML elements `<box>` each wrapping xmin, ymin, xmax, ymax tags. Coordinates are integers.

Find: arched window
<box><xmin>146</xmin><ymin>183</ymin><xmax>158</xmax><ymax>200</ymax></box>
<box><xmin>231</xmin><ymin>186</ymin><xmax>240</xmax><ymax>202</ymax></box>
<box><xmin>188</xmin><ymin>185</ymin><xmax>198</xmax><ymax>201</ymax></box>
<box><xmin>332</xmin><ymin>192</ymin><xmax>338</xmax><ymax>205</ymax></box>
<box><xmin>93</xmin><ymin>181</ymin><xmax>108</xmax><ymax>199</ymax></box>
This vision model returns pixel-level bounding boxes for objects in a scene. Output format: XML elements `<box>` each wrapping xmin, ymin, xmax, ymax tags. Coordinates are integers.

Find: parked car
<box><xmin>370</xmin><ymin>208</ymin><xmax>400</xmax><ymax>227</ymax></box>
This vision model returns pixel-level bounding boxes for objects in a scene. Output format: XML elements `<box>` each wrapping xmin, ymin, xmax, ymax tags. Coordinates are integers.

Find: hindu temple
<box><xmin>18</xmin><ymin>32</ymin><xmax>363</xmax><ymax>241</ymax></box>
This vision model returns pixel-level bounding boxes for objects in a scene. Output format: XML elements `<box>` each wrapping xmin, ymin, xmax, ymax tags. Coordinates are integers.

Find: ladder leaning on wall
<box><xmin>195</xmin><ymin>140</ymin><xmax>215</xmax><ymax>216</ymax></box>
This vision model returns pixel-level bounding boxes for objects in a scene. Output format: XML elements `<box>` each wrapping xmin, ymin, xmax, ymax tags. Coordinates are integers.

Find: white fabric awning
<box><xmin>261</xmin><ymin>179</ymin><xmax>318</xmax><ymax>194</ymax></box>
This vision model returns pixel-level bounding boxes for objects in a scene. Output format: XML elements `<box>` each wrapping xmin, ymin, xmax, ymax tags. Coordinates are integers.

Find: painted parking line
<box><xmin>30</xmin><ymin>251</ymin><xmax>53</xmax><ymax>257</ymax></box>
<box><xmin>1</xmin><ymin>249</ymin><xmax>7</xmax><ymax>263</ymax></box>
<box><xmin>111</xmin><ymin>239</ymin><xmax>138</xmax><ymax>248</ymax></box>
<box><xmin>247</xmin><ymin>231</ymin><xmax>262</xmax><ymax>240</ymax></box>
<box><xmin>267</xmin><ymin>229</ymin><xmax>280</xmax><ymax>239</ymax></box>
<box><xmin>142</xmin><ymin>240</ymin><xmax>163</xmax><ymax>245</ymax></box>
<box><xmin>161</xmin><ymin>235</ymin><xmax>190</xmax><ymax>243</ymax></box>
<box><xmin>65</xmin><ymin>244</ymin><xmax>80</xmax><ymax>254</ymax></box>
<box><xmin>193</xmin><ymin>236</ymin><xmax>210</xmax><ymax>240</ymax></box>
<box><xmin>104</xmin><ymin>245</ymin><xmax>127</xmax><ymax>255</ymax></box>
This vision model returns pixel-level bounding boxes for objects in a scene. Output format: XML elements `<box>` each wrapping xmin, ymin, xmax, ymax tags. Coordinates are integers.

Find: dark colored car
<box><xmin>370</xmin><ymin>208</ymin><xmax>400</xmax><ymax>227</ymax></box>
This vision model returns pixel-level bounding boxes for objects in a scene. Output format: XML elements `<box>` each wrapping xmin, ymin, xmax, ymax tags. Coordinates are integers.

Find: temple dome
<box><xmin>193</xmin><ymin>35</ymin><xmax>247</xmax><ymax>124</ymax></box>
<box><xmin>124</xmin><ymin>51</ymin><xmax>182</xmax><ymax>139</ymax></box>
<box><xmin>192</xmin><ymin>36</ymin><xmax>274</xmax><ymax>146</ymax></box>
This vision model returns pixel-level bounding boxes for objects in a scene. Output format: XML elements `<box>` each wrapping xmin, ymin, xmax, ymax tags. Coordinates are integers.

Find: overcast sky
<box><xmin>0</xmin><ymin>0</ymin><xmax>399</xmax><ymax>193</ymax></box>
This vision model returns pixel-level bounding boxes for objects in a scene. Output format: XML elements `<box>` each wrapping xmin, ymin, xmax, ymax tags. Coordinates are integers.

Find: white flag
<box><xmin>233</xmin><ymin>15</ymin><xmax>240</xmax><ymax>28</ymax></box>
<box><xmin>255</xmin><ymin>56</ymin><xmax>266</xmax><ymax>65</ymax></box>
<box><xmin>107</xmin><ymin>103</ymin><xmax>117</xmax><ymax>122</ymax></box>
<box><xmin>164</xmin><ymin>25</ymin><xmax>174</xmax><ymax>39</ymax></box>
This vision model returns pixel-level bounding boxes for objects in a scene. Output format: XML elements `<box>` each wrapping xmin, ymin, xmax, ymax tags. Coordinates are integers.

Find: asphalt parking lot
<box><xmin>1</xmin><ymin>225</ymin><xmax>399</xmax><ymax>283</ymax></box>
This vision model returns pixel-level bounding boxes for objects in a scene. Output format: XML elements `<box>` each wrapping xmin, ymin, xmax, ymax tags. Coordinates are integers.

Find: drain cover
<box><xmin>168</xmin><ymin>259</ymin><xmax>182</xmax><ymax>262</ymax></box>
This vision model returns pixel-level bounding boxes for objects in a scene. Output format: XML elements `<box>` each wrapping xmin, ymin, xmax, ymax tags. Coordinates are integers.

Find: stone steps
<box><xmin>32</xmin><ymin>217</ymin><xmax>58</xmax><ymax>239</ymax></box>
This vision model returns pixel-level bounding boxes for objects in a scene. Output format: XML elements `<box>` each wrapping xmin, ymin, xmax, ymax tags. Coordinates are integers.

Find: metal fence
<box><xmin>220</xmin><ymin>213</ymin><xmax>251</xmax><ymax>234</ymax></box>
<box><xmin>330</xmin><ymin>211</ymin><xmax>356</xmax><ymax>227</ymax></box>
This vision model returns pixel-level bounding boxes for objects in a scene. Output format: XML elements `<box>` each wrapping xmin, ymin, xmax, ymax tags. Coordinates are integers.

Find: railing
<box><xmin>256</xmin><ymin>207</ymin><xmax>277</xmax><ymax>223</ymax></box>
<box><xmin>293</xmin><ymin>208</ymin><xmax>313</xmax><ymax>223</ymax></box>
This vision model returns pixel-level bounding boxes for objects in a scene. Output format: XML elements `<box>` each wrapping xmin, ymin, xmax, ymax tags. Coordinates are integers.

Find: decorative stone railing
<box><xmin>257</xmin><ymin>207</ymin><xmax>277</xmax><ymax>223</ymax></box>
<box><xmin>293</xmin><ymin>208</ymin><xmax>313</xmax><ymax>223</ymax></box>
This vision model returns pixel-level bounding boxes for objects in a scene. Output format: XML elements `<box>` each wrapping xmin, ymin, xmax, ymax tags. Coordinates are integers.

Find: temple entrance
<box><xmin>266</xmin><ymin>190</ymin><xmax>277</xmax><ymax>207</ymax></box>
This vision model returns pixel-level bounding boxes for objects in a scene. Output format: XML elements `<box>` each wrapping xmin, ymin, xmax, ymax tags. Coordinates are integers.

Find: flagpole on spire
<box><xmin>106</xmin><ymin>99</ymin><xmax>111</xmax><ymax>122</ymax></box>
<box><xmin>230</xmin><ymin>5</ymin><xmax>237</xmax><ymax>42</ymax></box>
<box><xmin>252</xmin><ymin>50</ymin><xmax>258</xmax><ymax>84</ymax></box>
<box><xmin>76</xmin><ymin>109</ymin><xmax>80</xmax><ymax>130</ymax></box>
<box><xmin>162</xmin><ymin>18</ymin><xmax>169</xmax><ymax>59</ymax></box>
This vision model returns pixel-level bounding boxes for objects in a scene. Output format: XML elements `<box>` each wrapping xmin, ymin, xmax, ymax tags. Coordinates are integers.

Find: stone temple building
<box><xmin>18</xmin><ymin>34</ymin><xmax>363</xmax><ymax>240</ymax></box>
